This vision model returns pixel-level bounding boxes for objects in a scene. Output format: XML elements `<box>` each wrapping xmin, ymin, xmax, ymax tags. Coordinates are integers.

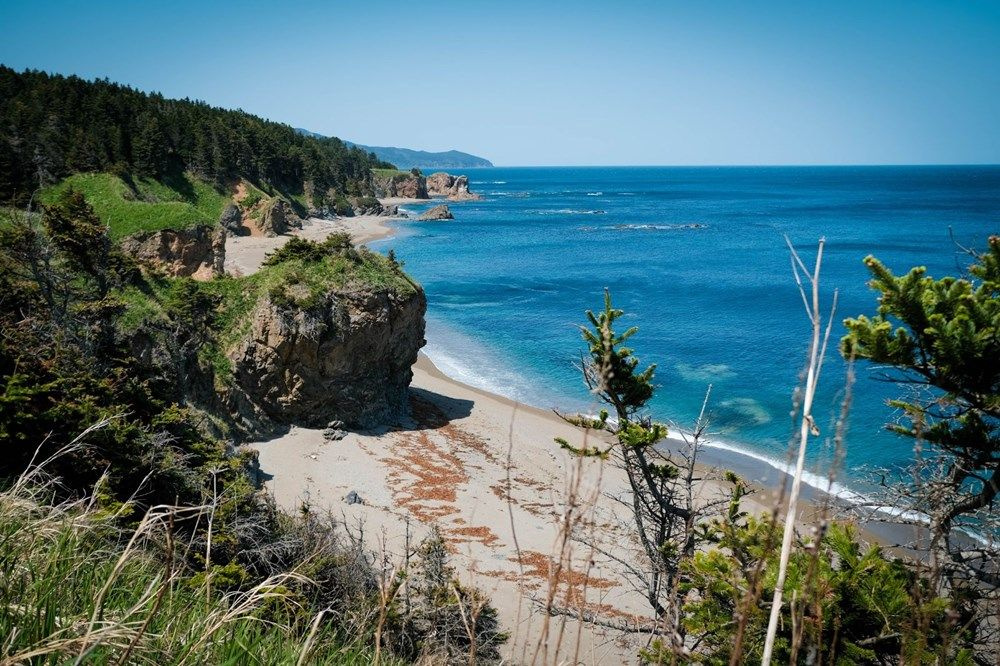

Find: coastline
<box><xmin>229</xmin><ymin>202</ymin><xmax>919</xmax><ymax>660</ymax></box>
<box><xmin>225</xmin><ymin>201</ymin><xmax>914</xmax><ymax>537</ymax></box>
<box><xmin>252</xmin><ymin>350</ymin><xmax>762</xmax><ymax>662</ymax></box>
<box><xmin>223</xmin><ymin>214</ymin><xmax>396</xmax><ymax>275</ymax></box>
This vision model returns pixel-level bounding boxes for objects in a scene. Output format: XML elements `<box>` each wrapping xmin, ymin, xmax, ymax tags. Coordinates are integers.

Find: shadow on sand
<box><xmin>394</xmin><ymin>388</ymin><xmax>474</xmax><ymax>431</ymax></box>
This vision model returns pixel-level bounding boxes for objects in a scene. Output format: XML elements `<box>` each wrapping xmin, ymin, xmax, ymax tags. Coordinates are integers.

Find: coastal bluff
<box><xmin>372</xmin><ymin>169</ymin><xmax>482</xmax><ymax>202</ymax></box>
<box><xmin>119</xmin><ymin>225</ymin><xmax>226</xmax><ymax>279</ymax></box>
<box><xmin>228</xmin><ymin>280</ymin><xmax>426</xmax><ymax>430</ymax></box>
<box><xmin>426</xmin><ymin>172</ymin><xmax>482</xmax><ymax>200</ymax></box>
<box><xmin>372</xmin><ymin>169</ymin><xmax>429</xmax><ymax>199</ymax></box>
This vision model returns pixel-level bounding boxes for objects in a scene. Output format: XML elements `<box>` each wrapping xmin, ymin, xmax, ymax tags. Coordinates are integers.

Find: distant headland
<box><xmin>296</xmin><ymin>128</ymin><xmax>494</xmax><ymax>169</ymax></box>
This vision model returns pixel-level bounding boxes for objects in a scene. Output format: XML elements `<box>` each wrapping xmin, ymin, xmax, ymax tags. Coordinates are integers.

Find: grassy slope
<box><xmin>40</xmin><ymin>172</ymin><xmax>230</xmax><ymax>240</ymax></box>
<box><xmin>119</xmin><ymin>248</ymin><xmax>417</xmax><ymax>380</ymax></box>
<box><xmin>371</xmin><ymin>168</ymin><xmax>413</xmax><ymax>180</ymax></box>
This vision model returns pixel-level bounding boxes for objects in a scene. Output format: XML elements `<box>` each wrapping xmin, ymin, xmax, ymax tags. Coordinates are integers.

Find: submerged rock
<box><xmin>418</xmin><ymin>204</ymin><xmax>454</xmax><ymax>220</ymax></box>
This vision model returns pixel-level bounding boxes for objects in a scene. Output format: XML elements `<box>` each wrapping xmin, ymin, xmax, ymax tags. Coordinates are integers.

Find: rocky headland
<box><xmin>425</xmin><ymin>171</ymin><xmax>482</xmax><ymax>200</ymax></box>
<box><xmin>372</xmin><ymin>169</ymin><xmax>482</xmax><ymax>204</ymax></box>
<box><xmin>372</xmin><ymin>169</ymin><xmax>429</xmax><ymax>200</ymax></box>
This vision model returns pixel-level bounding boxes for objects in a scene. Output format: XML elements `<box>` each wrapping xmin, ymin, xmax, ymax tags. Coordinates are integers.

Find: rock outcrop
<box><xmin>372</xmin><ymin>171</ymin><xmax>429</xmax><ymax>200</ymax></box>
<box><xmin>228</xmin><ymin>284</ymin><xmax>426</xmax><ymax>429</ymax></box>
<box><xmin>425</xmin><ymin>172</ymin><xmax>481</xmax><ymax>201</ymax></box>
<box><xmin>219</xmin><ymin>203</ymin><xmax>247</xmax><ymax>236</ymax></box>
<box><xmin>417</xmin><ymin>204</ymin><xmax>454</xmax><ymax>220</ymax></box>
<box><xmin>350</xmin><ymin>196</ymin><xmax>384</xmax><ymax>216</ymax></box>
<box><xmin>259</xmin><ymin>198</ymin><xmax>298</xmax><ymax>237</ymax></box>
<box><xmin>119</xmin><ymin>225</ymin><xmax>226</xmax><ymax>279</ymax></box>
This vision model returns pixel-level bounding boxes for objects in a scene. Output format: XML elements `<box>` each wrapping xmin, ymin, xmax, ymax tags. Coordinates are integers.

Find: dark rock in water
<box><xmin>418</xmin><ymin>204</ymin><xmax>454</xmax><ymax>221</ymax></box>
<box><xmin>228</xmin><ymin>284</ymin><xmax>427</xmax><ymax>429</ymax></box>
<box><xmin>219</xmin><ymin>203</ymin><xmax>248</xmax><ymax>236</ymax></box>
<box><xmin>344</xmin><ymin>490</ymin><xmax>362</xmax><ymax>505</ymax></box>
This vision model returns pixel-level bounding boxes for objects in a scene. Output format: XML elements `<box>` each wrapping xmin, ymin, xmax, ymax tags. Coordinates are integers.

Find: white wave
<box><xmin>423</xmin><ymin>321</ymin><xmax>991</xmax><ymax>544</ymax></box>
<box><xmin>586</xmin><ymin>191</ymin><xmax>603</xmax><ymax>196</ymax></box>
<box><xmin>612</xmin><ymin>223</ymin><xmax>708</xmax><ymax>231</ymax></box>
<box><xmin>678</xmin><ymin>434</ymin><xmax>960</xmax><ymax>531</ymax></box>
<box><xmin>534</xmin><ymin>209</ymin><xmax>606</xmax><ymax>215</ymax></box>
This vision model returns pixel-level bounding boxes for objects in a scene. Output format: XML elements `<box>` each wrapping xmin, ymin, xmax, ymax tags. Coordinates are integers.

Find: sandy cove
<box><xmin>224</xmin><ymin>214</ymin><xmax>395</xmax><ymax>276</ymax></box>
<box><xmin>226</xmin><ymin>207</ymin><xmax>777</xmax><ymax>664</ymax></box>
<box><xmin>253</xmin><ymin>355</ymin><xmax>678</xmax><ymax>663</ymax></box>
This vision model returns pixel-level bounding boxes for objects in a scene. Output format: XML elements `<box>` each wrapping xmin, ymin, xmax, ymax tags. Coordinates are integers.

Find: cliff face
<box><xmin>228</xmin><ymin>279</ymin><xmax>426</xmax><ymax>429</ymax></box>
<box><xmin>372</xmin><ymin>171</ymin><xmax>429</xmax><ymax>199</ymax></box>
<box><xmin>425</xmin><ymin>172</ymin><xmax>481</xmax><ymax>201</ymax></box>
<box><xmin>119</xmin><ymin>225</ymin><xmax>225</xmax><ymax>279</ymax></box>
<box><xmin>258</xmin><ymin>198</ymin><xmax>294</xmax><ymax>236</ymax></box>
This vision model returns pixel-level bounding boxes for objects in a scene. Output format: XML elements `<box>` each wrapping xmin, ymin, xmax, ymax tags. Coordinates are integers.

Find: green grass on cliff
<box><xmin>371</xmin><ymin>168</ymin><xmax>413</xmax><ymax>180</ymax></box>
<box><xmin>205</xmin><ymin>244</ymin><xmax>418</xmax><ymax>374</ymax></box>
<box><xmin>116</xmin><ymin>239</ymin><xmax>418</xmax><ymax>383</ymax></box>
<box><xmin>40</xmin><ymin>172</ymin><xmax>230</xmax><ymax>240</ymax></box>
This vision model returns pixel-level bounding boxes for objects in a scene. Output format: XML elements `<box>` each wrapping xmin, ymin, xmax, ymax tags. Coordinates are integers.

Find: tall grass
<box><xmin>0</xmin><ymin>440</ymin><xmax>390</xmax><ymax>665</ymax></box>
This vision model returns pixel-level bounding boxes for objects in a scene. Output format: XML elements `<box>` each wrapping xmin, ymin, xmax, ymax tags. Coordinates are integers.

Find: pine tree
<box><xmin>132</xmin><ymin>114</ymin><xmax>169</xmax><ymax>178</ymax></box>
<box><xmin>842</xmin><ymin>237</ymin><xmax>1000</xmax><ymax>563</ymax></box>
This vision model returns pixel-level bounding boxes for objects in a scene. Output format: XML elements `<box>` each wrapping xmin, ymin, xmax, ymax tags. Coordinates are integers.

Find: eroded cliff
<box><xmin>219</xmin><ymin>238</ymin><xmax>426</xmax><ymax>431</ymax></box>
<box><xmin>119</xmin><ymin>225</ymin><xmax>226</xmax><ymax>279</ymax></box>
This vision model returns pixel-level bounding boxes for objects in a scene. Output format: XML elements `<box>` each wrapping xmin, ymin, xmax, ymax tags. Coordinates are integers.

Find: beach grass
<box><xmin>0</xmin><ymin>462</ymin><xmax>392</xmax><ymax>665</ymax></box>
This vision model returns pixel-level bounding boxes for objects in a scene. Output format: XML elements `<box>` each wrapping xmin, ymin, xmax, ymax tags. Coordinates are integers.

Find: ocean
<box><xmin>369</xmin><ymin>166</ymin><xmax>1000</xmax><ymax>496</ymax></box>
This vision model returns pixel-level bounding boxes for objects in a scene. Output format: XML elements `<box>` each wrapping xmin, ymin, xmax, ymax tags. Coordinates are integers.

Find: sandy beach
<box><xmin>223</xmin><ymin>214</ymin><xmax>396</xmax><ymax>276</ymax></box>
<box><xmin>224</xmin><ymin>206</ymin><xmax>861</xmax><ymax>663</ymax></box>
<box><xmin>226</xmin><ymin>207</ymin><xmax>665</xmax><ymax>660</ymax></box>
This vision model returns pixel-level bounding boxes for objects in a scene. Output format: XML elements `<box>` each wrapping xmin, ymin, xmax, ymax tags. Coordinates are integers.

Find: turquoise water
<box><xmin>370</xmin><ymin>166</ymin><xmax>999</xmax><ymax>494</ymax></box>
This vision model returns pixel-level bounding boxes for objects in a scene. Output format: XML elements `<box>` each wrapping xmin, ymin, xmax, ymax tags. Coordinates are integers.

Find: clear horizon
<box><xmin>1</xmin><ymin>0</ymin><xmax>998</xmax><ymax>167</ymax></box>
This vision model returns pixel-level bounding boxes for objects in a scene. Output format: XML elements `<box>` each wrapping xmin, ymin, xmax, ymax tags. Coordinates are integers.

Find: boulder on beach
<box><xmin>417</xmin><ymin>204</ymin><xmax>454</xmax><ymax>220</ymax></box>
<box><xmin>227</xmin><ymin>281</ymin><xmax>427</xmax><ymax>429</ymax></box>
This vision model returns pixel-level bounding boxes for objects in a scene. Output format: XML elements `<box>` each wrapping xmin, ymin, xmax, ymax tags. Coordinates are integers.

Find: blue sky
<box><xmin>1</xmin><ymin>0</ymin><xmax>998</xmax><ymax>166</ymax></box>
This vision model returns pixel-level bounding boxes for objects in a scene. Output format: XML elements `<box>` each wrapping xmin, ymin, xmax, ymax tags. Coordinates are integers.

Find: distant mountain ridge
<box><xmin>296</xmin><ymin>128</ymin><xmax>493</xmax><ymax>169</ymax></box>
